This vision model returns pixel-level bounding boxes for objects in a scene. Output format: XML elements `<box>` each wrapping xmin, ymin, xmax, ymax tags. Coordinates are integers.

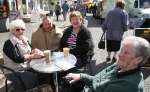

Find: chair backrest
<box><xmin>0</xmin><ymin>57</ymin><xmax>4</xmax><ymax>65</ymax></box>
<box><xmin>0</xmin><ymin>64</ymin><xmax>26</xmax><ymax>91</ymax></box>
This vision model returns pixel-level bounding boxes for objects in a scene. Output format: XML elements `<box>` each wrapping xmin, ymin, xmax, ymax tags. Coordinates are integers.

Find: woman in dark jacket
<box><xmin>59</xmin><ymin>11</ymin><xmax>94</xmax><ymax>92</ymax></box>
<box><xmin>59</xmin><ymin>11</ymin><xmax>94</xmax><ymax>69</ymax></box>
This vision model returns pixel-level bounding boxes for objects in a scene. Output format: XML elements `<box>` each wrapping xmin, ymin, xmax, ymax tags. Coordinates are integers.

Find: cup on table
<box><xmin>63</xmin><ymin>47</ymin><xmax>70</xmax><ymax>57</ymax></box>
<box><xmin>43</xmin><ymin>50</ymin><xmax>51</xmax><ymax>63</ymax></box>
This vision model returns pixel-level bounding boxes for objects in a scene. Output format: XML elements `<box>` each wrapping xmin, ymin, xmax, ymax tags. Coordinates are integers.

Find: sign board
<box><xmin>135</xmin><ymin>28</ymin><xmax>150</xmax><ymax>42</ymax></box>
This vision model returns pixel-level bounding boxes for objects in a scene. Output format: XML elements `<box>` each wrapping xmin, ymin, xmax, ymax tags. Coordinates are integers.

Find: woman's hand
<box><xmin>31</xmin><ymin>48</ymin><xmax>44</xmax><ymax>58</ymax></box>
<box><xmin>31</xmin><ymin>48</ymin><xmax>43</xmax><ymax>54</ymax></box>
<box><xmin>31</xmin><ymin>53</ymin><xmax>44</xmax><ymax>59</ymax></box>
<box><xmin>24</xmin><ymin>49</ymin><xmax>44</xmax><ymax>61</ymax></box>
<box><xmin>65</xmin><ymin>73</ymin><xmax>81</xmax><ymax>84</ymax></box>
<box><xmin>24</xmin><ymin>54</ymin><xmax>32</xmax><ymax>61</ymax></box>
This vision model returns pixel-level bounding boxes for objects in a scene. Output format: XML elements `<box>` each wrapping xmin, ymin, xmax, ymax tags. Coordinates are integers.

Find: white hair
<box><xmin>122</xmin><ymin>36</ymin><xmax>150</xmax><ymax>66</ymax></box>
<box><xmin>9</xmin><ymin>19</ymin><xmax>26</xmax><ymax>33</ymax></box>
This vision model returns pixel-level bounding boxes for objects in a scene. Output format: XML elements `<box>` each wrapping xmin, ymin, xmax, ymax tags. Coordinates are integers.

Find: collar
<box><xmin>117</xmin><ymin>67</ymin><xmax>140</xmax><ymax>78</ymax></box>
<box><xmin>69</xmin><ymin>24</ymin><xmax>85</xmax><ymax>32</ymax></box>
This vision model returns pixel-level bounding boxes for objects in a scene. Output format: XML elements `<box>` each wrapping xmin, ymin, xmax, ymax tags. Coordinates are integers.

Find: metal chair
<box><xmin>83</xmin><ymin>55</ymin><xmax>96</xmax><ymax>75</ymax></box>
<box><xmin>0</xmin><ymin>61</ymin><xmax>53</xmax><ymax>92</ymax></box>
<box><xmin>83</xmin><ymin>60</ymin><xmax>96</xmax><ymax>75</ymax></box>
<box><xmin>0</xmin><ymin>58</ymin><xmax>36</xmax><ymax>92</ymax></box>
<box><xmin>0</xmin><ymin>64</ymin><xmax>26</xmax><ymax>92</ymax></box>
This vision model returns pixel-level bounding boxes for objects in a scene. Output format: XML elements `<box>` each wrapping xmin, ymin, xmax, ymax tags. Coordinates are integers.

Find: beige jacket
<box><xmin>31</xmin><ymin>25</ymin><xmax>63</xmax><ymax>51</ymax></box>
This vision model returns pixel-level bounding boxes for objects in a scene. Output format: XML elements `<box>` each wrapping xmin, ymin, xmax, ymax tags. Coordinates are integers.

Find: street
<box><xmin>0</xmin><ymin>13</ymin><xmax>150</xmax><ymax>92</ymax></box>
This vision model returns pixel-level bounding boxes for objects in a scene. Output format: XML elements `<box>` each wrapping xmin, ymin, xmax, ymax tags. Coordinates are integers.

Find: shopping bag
<box><xmin>98</xmin><ymin>31</ymin><xmax>106</xmax><ymax>49</ymax></box>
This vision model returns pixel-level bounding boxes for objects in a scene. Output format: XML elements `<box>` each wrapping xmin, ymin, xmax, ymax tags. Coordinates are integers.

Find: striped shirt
<box><xmin>67</xmin><ymin>31</ymin><xmax>77</xmax><ymax>49</ymax></box>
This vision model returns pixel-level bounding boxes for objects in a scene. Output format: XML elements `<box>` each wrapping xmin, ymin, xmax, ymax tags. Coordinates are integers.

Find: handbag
<box><xmin>98</xmin><ymin>31</ymin><xmax>106</xmax><ymax>49</ymax></box>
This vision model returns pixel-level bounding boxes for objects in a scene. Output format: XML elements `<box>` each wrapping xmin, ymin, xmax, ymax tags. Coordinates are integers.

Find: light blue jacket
<box><xmin>102</xmin><ymin>8</ymin><xmax>129</xmax><ymax>41</ymax></box>
<box><xmin>62</xmin><ymin>3</ymin><xmax>69</xmax><ymax>12</ymax></box>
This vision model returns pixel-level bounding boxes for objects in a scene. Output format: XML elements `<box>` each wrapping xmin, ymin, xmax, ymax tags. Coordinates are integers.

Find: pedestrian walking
<box><xmin>76</xmin><ymin>1</ymin><xmax>87</xmax><ymax>23</ymax></box>
<box><xmin>102</xmin><ymin>0</ymin><xmax>129</xmax><ymax>63</ymax></box>
<box><xmin>49</xmin><ymin>2</ymin><xmax>55</xmax><ymax>16</ymax></box>
<box><xmin>72</xmin><ymin>1</ymin><xmax>78</xmax><ymax>11</ymax></box>
<box><xmin>61</xmin><ymin>1</ymin><xmax>69</xmax><ymax>21</ymax></box>
<box><xmin>0</xmin><ymin>0</ymin><xmax>9</xmax><ymax>32</ymax></box>
<box><xmin>55</xmin><ymin>2</ymin><xmax>61</xmax><ymax>21</ymax></box>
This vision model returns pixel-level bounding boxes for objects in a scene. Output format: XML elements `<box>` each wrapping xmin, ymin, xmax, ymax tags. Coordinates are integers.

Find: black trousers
<box><xmin>57</xmin><ymin>68</ymin><xmax>85</xmax><ymax>92</ymax></box>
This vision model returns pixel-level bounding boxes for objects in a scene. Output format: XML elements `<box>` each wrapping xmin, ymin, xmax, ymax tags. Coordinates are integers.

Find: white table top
<box><xmin>30</xmin><ymin>52</ymin><xmax>77</xmax><ymax>73</ymax></box>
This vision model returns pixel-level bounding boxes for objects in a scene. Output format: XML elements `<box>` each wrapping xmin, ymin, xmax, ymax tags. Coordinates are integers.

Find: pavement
<box><xmin>0</xmin><ymin>13</ymin><xmax>150</xmax><ymax>92</ymax></box>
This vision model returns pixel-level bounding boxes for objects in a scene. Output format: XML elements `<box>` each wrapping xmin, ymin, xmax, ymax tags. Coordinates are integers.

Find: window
<box><xmin>134</xmin><ymin>0</ymin><xmax>150</xmax><ymax>8</ymax></box>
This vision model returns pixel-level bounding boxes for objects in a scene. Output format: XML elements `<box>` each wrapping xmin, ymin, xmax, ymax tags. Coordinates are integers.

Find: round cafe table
<box><xmin>30</xmin><ymin>52</ymin><xmax>77</xmax><ymax>92</ymax></box>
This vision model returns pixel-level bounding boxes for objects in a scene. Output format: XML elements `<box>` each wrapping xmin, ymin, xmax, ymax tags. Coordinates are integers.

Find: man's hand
<box><xmin>65</xmin><ymin>73</ymin><xmax>81</xmax><ymax>84</ymax></box>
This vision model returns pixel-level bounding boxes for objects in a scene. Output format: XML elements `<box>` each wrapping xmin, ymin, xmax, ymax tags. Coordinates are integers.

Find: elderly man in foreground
<box><xmin>65</xmin><ymin>36</ymin><xmax>150</xmax><ymax>92</ymax></box>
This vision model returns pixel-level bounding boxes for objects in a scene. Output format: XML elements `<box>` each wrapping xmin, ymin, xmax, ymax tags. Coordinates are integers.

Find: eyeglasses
<box><xmin>16</xmin><ymin>28</ymin><xmax>25</xmax><ymax>32</ymax></box>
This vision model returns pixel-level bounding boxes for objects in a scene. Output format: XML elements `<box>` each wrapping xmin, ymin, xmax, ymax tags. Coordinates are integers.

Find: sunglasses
<box><xmin>16</xmin><ymin>28</ymin><xmax>25</xmax><ymax>32</ymax></box>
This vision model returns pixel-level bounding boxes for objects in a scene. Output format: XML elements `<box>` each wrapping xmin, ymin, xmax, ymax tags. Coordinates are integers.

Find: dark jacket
<box><xmin>31</xmin><ymin>24</ymin><xmax>63</xmax><ymax>51</ymax></box>
<box><xmin>3</xmin><ymin>39</ymin><xmax>26</xmax><ymax>63</ymax></box>
<box><xmin>59</xmin><ymin>25</ymin><xmax>94</xmax><ymax>68</ymax></box>
<box><xmin>80</xmin><ymin>64</ymin><xmax>144</xmax><ymax>92</ymax></box>
<box><xmin>102</xmin><ymin>8</ymin><xmax>129</xmax><ymax>41</ymax></box>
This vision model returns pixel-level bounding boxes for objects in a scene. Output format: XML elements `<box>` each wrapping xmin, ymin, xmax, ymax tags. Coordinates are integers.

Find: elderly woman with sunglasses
<box><xmin>3</xmin><ymin>19</ymin><xmax>44</xmax><ymax>90</ymax></box>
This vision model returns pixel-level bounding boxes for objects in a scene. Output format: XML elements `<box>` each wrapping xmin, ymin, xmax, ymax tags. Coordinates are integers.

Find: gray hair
<box><xmin>40</xmin><ymin>16</ymin><xmax>53</xmax><ymax>27</ymax></box>
<box><xmin>9</xmin><ymin>19</ymin><xmax>26</xmax><ymax>33</ymax></box>
<box><xmin>122</xmin><ymin>36</ymin><xmax>150</xmax><ymax>66</ymax></box>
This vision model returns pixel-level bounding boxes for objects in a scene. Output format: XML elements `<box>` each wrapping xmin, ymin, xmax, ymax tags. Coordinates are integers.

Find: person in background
<box><xmin>99</xmin><ymin>0</ymin><xmax>105</xmax><ymax>24</ymax></box>
<box><xmin>102</xmin><ymin>0</ymin><xmax>129</xmax><ymax>63</ymax></box>
<box><xmin>0</xmin><ymin>0</ymin><xmax>9</xmax><ymax>32</ymax></box>
<box><xmin>55</xmin><ymin>2</ymin><xmax>61</xmax><ymax>21</ymax></box>
<box><xmin>76</xmin><ymin>1</ymin><xmax>87</xmax><ymax>23</ymax></box>
<box><xmin>70</xmin><ymin>4</ymin><xmax>74</xmax><ymax>12</ymax></box>
<box><xmin>31</xmin><ymin>16</ymin><xmax>63</xmax><ymax>51</ymax></box>
<box><xmin>65</xmin><ymin>36</ymin><xmax>150</xmax><ymax>92</ymax></box>
<box><xmin>49</xmin><ymin>2</ymin><xmax>55</xmax><ymax>16</ymax></box>
<box><xmin>3</xmin><ymin>19</ymin><xmax>44</xmax><ymax>90</ymax></box>
<box><xmin>62</xmin><ymin>0</ymin><xmax>69</xmax><ymax>21</ymax></box>
<box><xmin>92</xmin><ymin>3</ymin><xmax>97</xmax><ymax>18</ymax></box>
<box><xmin>72</xmin><ymin>1</ymin><xmax>78</xmax><ymax>11</ymax></box>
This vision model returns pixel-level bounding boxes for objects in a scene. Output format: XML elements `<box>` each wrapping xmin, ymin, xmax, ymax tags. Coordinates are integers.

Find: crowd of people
<box><xmin>47</xmin><ymin>0</ymin><xmax>87</xmax><ymax>22</ymax></box>
<box><xmin>2</xmin><ymin>0</ymin><xmax>150</xmax><ymax>92</ymax></box>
